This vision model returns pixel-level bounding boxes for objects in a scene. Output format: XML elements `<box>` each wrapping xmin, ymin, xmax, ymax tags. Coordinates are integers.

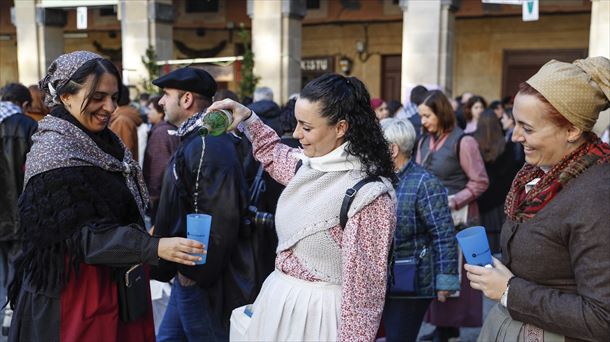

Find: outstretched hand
<box><xmin>206</xmin><ymin>99</ymin><xmax>253</xmax><ymax>132</ymax></box>
<box><xmin>158</xmin><ymin>237</ymin><xmax>205</xmax><ymax>266</ymax></box>
<box><xmin>464</xmin><ymin>256</ymin><xmax>514</xmax><ymax>301</ymax></box>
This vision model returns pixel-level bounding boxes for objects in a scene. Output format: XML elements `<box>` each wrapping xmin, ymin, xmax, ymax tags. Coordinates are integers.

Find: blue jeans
<box><xmin>156</xmin><ymin>279</ymin><xmax>228</xmax><ymax>342</ymax></box>
<box><xmin>383</xmin><ymin>297</ymin><xmax>432</xmax><ymax>342</ymax></box>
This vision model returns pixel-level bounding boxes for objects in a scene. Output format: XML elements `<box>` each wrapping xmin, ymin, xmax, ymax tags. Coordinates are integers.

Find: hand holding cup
<box><xmin>465</xmin><ymin>257</ymin><xmax>514</xmax><ymax>301</ymax></box>
<box><xmin>158</xmin><ymin>237</ymin><xmax>205</xmax><ymax>266</ymax></box>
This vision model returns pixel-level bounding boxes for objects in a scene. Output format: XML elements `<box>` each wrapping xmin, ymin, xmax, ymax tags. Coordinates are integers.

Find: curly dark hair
<box><xmin>300</xmin><ymin>73</ymin><xmax>395</xmax><ymax>181</ymax></box>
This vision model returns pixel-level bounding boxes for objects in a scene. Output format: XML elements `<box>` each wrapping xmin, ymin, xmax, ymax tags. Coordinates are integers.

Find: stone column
<box><xmin>589</xmin><ymin>0</ymin><xmax>610</xmax><ymax>135</ymax></box>
<box><xmin>120</xmin><ymin>0</ymin><xmax>173</xmax><ymax>90</ymax></box>
<box><xmin>15</xmin><ymin>1</ymin><xmax>65</xmax><ymax>85</ymax></box>
<box><xmin>399</xmin><ymin>0</ymin><xmax>457</xmax><ymax>103</ymax></box>
<box><xmin>589</xmin><ymin>0</ymin><xmax>610</xmax><ymax>58</ymax></box>
<box><xmin>249</xmin><ymin>0</ymin><xmax>305</xmax><ymax>104</ymax></box>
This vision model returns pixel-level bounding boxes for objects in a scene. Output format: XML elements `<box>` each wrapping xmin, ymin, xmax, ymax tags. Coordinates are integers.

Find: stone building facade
<box><xmin>0</xmin><ymin>0</ymin><xmax>608</xmax><ymax>131</ymax></box>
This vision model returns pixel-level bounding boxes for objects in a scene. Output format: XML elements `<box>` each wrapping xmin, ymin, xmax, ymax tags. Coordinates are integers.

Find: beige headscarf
<box><xmin>526</xmin><ymin>56</ymin><xmax>610</xmax><ymax>132</ymax></box>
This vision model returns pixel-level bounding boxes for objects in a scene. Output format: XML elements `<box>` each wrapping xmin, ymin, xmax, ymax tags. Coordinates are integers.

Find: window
<box><xmin>340</xmin><ymin>0</ymin><xmax>360</xmax><ymax>10</ymax></box>
<box><xmin>186</xmin><ymin>0</ymin><xmax>219</xmax><ymax>13</ymax></box>
<box><xmin>99</xmin><ymin>6</ymin><xmax>116</xmax><ymax>16</ymax></box>
<box><xmin>306</xmin><ymin>0</ymin><xmax>320</xmax><ymax>9</ymax></box>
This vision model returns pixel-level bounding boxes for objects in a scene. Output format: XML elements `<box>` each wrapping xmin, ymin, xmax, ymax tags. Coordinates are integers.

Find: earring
<box><xmin>568</xmin><ymin>139</ymin><xmax>575</xmax><ymax>143</ymax></box>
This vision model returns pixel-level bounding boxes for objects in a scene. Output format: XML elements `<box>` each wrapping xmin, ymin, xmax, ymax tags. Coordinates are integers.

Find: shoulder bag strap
<box><xmin>249</xmin><ymin>163</ymin><xmax>266</xmax><ymax>206</ymax></box>
<box><xmin>295</xmin><ymin>159</ymin><xmax>303</xmax><ymax>174</ymax></box>
<box><xmin>339</xmin><ymin>176</ymin><xmax>382</xmax><ymax>229</ymax></box>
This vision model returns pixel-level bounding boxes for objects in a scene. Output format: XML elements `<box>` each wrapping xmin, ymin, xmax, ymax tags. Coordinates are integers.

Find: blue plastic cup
<box><xmin>186</xmin><ymin>213</ymin><xmax>212</xmax><ymax>265</ymax></box>
<box><xmin>456</xmin><ymin>226</ymin><xmax>493</xmax><ymax>267</ymax></box>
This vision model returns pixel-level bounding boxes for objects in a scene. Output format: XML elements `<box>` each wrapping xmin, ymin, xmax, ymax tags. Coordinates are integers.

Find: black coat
<box><xmin>151</xmin><ymin>129</ymin><xmax>250</xmax><ymax>325</ymax></box>
<box><xmin>477</xmin><ymin>140</ymin><xmax>523</xmax><ymax>214</ymax></box>
<box><xmin>10</xmin><ymin>128</ymin><xmax>159</xmax><ymax>342</ymax></box>
<box><xmin>0</xmin><ymin>113</ymin><xmax>37</xmax><ymax>241</ymax></box>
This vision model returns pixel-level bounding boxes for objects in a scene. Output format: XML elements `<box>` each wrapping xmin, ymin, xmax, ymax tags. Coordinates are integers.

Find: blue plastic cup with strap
<box><xmin>456</xmin><ymin>226</ymin><xmax>493</xmax><ymax>267</ymax></box>
<box><xmin>186</xmin><ymin>213</ymin><xmax>211</xmax><ymax>265</ymax></box>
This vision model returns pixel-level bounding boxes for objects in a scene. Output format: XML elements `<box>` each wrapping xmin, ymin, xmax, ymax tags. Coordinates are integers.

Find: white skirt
<box><xmin>230</xmin><ymin>270</ymin><xmax>341</xmax><ymax>341</ymax></box>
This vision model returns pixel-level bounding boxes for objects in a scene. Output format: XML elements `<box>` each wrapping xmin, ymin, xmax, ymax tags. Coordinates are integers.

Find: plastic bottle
<box><xmin>198</xmin><ymin>109</ymin><xmax>233</xmax><ymax>136</ymax></box>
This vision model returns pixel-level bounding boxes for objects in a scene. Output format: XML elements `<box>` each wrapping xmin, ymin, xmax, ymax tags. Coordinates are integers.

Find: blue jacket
<box><xmin>391</xmin><ymin>159</ymin><xmax>460</xmax><ymax>298</ymax></box>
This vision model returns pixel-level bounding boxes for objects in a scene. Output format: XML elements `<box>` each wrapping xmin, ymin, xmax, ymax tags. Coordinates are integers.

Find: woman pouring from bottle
<box><xmin>210</xmin><ymin>74</ymin><xmax>397</xmax><ymax>342</ymax></box>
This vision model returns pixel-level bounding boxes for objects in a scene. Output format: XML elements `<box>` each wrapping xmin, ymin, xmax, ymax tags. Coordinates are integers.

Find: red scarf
<box><xmin>505</xmin><ymin>137</ymin><xmax>610</xmax><ymax>222</ymax></box>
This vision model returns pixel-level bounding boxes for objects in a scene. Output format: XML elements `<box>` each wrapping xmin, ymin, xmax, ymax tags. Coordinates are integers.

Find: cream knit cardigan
<box><xmin>274</xmin><ymin>143</ymin><xmax>395</xmax><ymax>284</ymax></box>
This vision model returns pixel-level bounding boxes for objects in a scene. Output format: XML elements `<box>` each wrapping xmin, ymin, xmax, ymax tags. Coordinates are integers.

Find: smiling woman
<box><xmin>61</xmin><ymin>67</ymin><xmax>119</xmax><ymax>132</ymax></box>
<box><xmin>208</xmin><ymin>73</ymin><xmax>397</xmax><ymax>342</ymax></box>
<box><xmin>468</xmin><ymin>56</ymin><xmax>610</xmax><ymax>342</ymax></box>
<box><xmin>7</xmin><ymin>51</ymin><xmax>205</xmax><ymax>342</ymax></box>
<box><xmin>512</xmin><ymin>82</ymin><xmax>590</xmax><ymax>169</ymax></box>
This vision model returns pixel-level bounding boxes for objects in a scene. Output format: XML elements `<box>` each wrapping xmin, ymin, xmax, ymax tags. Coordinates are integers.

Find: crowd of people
<box><xmin>0</xmin><ymin>50</ymin><xmax>608</xmax><ymax>342</ymax></box>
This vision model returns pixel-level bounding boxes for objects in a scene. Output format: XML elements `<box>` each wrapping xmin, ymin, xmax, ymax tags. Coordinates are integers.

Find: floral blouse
<box><xmin>242</xmin><ymin>114</ymin><xmax>396</xmax><ymax>342</ymax></box>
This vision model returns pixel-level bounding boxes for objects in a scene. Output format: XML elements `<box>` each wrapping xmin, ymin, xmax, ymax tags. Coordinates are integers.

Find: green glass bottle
<box><xmin>198</xmin><ymin>109</ymin><xmax>233</xmax><ymax>136</ymax></box>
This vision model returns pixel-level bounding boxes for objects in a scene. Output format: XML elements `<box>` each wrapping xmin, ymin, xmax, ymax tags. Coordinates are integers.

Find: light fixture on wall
<box><xmin>339</xmin><ymin>56</ymin><xmax>353</xmax><ymax>75</ymax></box>
<box><xmin>356</xmin><ymin>24</ymin><xmax>371</xmax><ymax>62</ymax></box>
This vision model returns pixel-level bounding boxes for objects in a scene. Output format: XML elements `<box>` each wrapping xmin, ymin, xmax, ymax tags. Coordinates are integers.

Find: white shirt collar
<box><xmin>299</xmin><ymin>142</ymin><xmax>362</xmax><ymax>172</ymax></box>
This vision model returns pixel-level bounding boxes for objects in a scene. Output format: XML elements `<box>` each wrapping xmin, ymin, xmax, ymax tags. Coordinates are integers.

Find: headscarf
<box><xmin>526</xmin><ymin>56</ymin><xmax>610</xmax><ymax>132</ymax></box>
<box><xmin>39</xmin><ymin>51</ymin><xmax>103</xmax><ymax>107</ymax></box>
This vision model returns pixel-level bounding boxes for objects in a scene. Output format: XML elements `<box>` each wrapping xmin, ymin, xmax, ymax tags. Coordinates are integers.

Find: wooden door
<box><xmin>502</xmin><ymin>49</ymin><xmax>588</xmax><ymax>99</ymax></box>
<box><xmin>381</xmin><ymin>55</ymin><xmax>402</xmax><ymax>101</ymax></box>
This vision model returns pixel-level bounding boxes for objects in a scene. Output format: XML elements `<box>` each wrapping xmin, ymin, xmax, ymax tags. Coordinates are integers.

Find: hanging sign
<box><xmin>77</xmin><ymin>7</ymin><xmax>88</xmax><ymax>29</ymax></box>
<box><xmin>522</xmin><ymin>0</ymin><xmax>539</xmax><ymax>22</ymax></box>
<box><xmin>481</xmin><ymin>0</ymin><xmax>522</xmax><ymax>4</ymax></box>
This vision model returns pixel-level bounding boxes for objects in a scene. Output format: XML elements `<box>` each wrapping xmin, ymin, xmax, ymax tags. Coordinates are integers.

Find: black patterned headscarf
<box><xmin>39</xmin><ymin>51</ymin><xmax>103</xmax><ymax>107</ymax></box>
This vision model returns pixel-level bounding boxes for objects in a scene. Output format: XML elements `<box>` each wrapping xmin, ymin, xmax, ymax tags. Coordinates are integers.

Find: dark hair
<box><xmin>56</xmin><ymin>58</ymin><xmax>122</xmax><ymax>115</ymax></box>
<box><xmin>280</xmin><ymin>97</ymin><xmax>297</xmax><ymax>135</ymax></box>
<box><xmin>1</xmin><ymin>83</ymin><xmax>32</xmax><ymax>106</ymax></box>
<box><xmin>300</xmin><ymin>73</ymin><xmax>395</xmax><ymax>180</ymax></box>
<box><xmin>215</xmin><ymin>89</ymin><xmax>239</xmax><ymax>102</ymax></box>
<box><xmin>27</xmin><ymin>85</ymin><xmax>50</xmax><ymax>115</ymax></box>
<box><xmin>489</xmin><ymin>100</ymin><xmax>502</xmax><ymax>110</ymax></box>
<box><xmin>117</xmin><ymin>85</ymin><xmax>131</xmax><ymax>106</ymax></box>
<box><xmin>410</xmin><ymin>85</ymin><xmax>428</xmax><ymax>105</ymax></box>
<box><xmin>148</xmin><ymin>95</ymin><xmax>163</xmax><ymax>115</ymax></box>
<box><xmin>139</xmin><ymin>92</ymin><xmax>150</xmax><ymax>101</ymax></box>
<box><xmin>464</xmin><ymin>95</ymin><xmax>487</xmax><ymax>122</ymax></box>
<box><xmin>474</xmin><ymin>109</ymin><xmax>506</xmax><ymax>163</ymax></box>
<box><xmin>387</xmin><ymin>100</ymin><xmax>402</xmax><ymax>117</ymax></box>
<box><xmin>420</xmin><ymin>90</ymin><xmax>456</xmax><ymax>135</ymax></box>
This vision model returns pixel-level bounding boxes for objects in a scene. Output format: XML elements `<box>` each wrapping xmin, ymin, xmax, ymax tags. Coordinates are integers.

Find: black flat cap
<box><xmin>152</xmin><ymin>67</ymin><xmax>217</xmax><ymax>99</ymax></box>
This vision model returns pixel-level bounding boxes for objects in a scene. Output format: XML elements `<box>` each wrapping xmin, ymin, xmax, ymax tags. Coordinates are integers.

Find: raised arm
<box><xmin>207</xmin><ymin>99</ymin><xmax>302</xmax><ymax>185</ymax></box>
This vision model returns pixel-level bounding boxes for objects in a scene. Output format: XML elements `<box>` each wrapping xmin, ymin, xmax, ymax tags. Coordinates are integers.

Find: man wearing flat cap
<box><xmin>150</xmin><ymin>67</ymin><xmax>249</xmax><ymax>341</ymax></box>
